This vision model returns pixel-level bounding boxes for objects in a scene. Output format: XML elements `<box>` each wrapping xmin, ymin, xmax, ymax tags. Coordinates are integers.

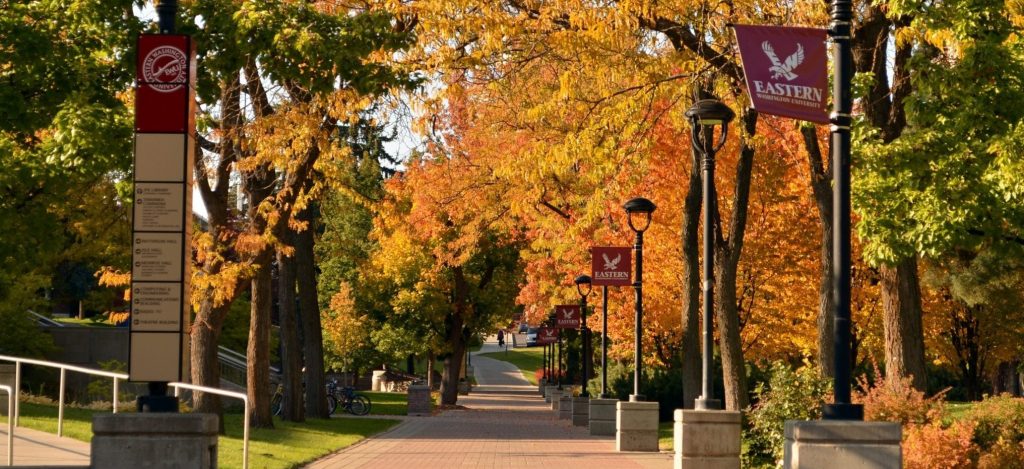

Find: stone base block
<box><xmin>545</xmin><ymin>385</ymin><xmax>558</xmax><ymax>402</ymax></box>
<box><xmin>550</xmin><ymin>390</ymin><xmax>562</xmax><ymax>410</ymax></box>
<box><xmin>784</xmin><ymin>420</ymin><xmax>902</xmax><ymax>469</ymax></box>
<box><xmin>92</xmin><ymin>413</ymin><xmax>218</xmax><ymax>469</ymax></box>
<box><xmin>558</xmin><ymin>395</ymin><xmax>572</xmax><ymax>420</ymax></box>
<box><xmin>572</xmin><ymin>396</ymin><xmax>589</xmax><ymax>426</ymax></box>
<box><xmin>589</xmin><ymin>398</ymin><xmax>618</xmax><ymax>436</ymax></box>
<box><xmin>407</xmin><ymin>384</ymin><xmax>432</xmax><ymax>416</ymax></box>
<box><xmin>616</xmin><ymin>401</ymin><xmax>659</xmax><ymax>452</ymax></box>
<box><xmin>674</xmin><ymin>409</ymin><xmax>741</xmax><ymax>469</ymax></box>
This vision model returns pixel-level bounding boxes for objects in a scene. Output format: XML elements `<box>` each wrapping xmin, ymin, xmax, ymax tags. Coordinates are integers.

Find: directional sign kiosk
<box><xmin>130</xmin><ymin>33</ymin><xmax>195</xmax><ymax>410</ymax></box>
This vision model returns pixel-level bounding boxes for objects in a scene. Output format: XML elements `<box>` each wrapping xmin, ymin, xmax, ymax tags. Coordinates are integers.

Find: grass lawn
<box><xmin>219</xmin><ymin>414</ymin><xmax>398</xmax><ymax>469</ymax></box>
<box><xmin>2</xmin><ymin>400</ymin><xmax>400</xmax><ymax>469</ymax></box>
<box><xmin>658</xmin><ymin>421</ymin><xmax>673</xmax><ymax>451</ymax></box>
<box><xmin>53</xmin><ymin>317</ymin><xmax>116</xmax><ymax>327</ymax></box>
<box><xmin>479</xmin><ymin>347</ymin><xmax>545</xmax><ymax>384</ymax></box>
<box><xmin>360</xmin><ymin>391</ymin><xmax>408</xmax><ymax>415</ymax></box>
<box><xmin>944</xmin><ymin>401</ymin><xmax>973</xmax><ymax>423</ymax></box>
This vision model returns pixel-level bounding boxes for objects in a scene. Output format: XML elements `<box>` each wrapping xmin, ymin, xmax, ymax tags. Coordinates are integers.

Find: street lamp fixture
<box><xmin>574</xmin><ymin>274</ymin><xmax>593</xmax><ymax>398</ymax></box>
<box><xmin>623</xmin><ymin>197</ymin><xmax>656</xmax><ymax>401</ymax></box>
<box><xmin>686</xmin><ymin>98</ymin><xmax>734</xmax><ymax>411</ymax></box>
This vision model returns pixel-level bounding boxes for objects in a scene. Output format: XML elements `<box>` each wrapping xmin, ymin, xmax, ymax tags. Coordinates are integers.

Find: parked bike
<box><xmin>326</xmin><ymin>378</ymin><xmax>371</xmax><ymax>416</ymax></box>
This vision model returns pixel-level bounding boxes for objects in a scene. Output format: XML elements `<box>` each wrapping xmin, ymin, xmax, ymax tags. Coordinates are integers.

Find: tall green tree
<box><xmin>854</xmin><ymin>0</ymin><xmax>1024</xmax><ymax>390</ymax></box>
<box><xmin>177</xmin><ymin>0</ymin><xmax>416</xmax><ymax>428</ymax></box>
<box><xmin>1</xmin><ymin>0</ymin><xmax>141</xmax><ymax>352</ymax></box>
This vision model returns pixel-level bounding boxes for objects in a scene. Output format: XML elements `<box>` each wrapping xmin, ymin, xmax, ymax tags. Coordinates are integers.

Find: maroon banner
<box><xmin>555</xmin><ymin>305</ymin><xmax>581</xmax><ymax>329</ymax></box>
<box><xmin>591</xmin><ymin>246</ymin><xmax>632</xmax><ymax>286</ymax></box>
<box><xmin>734</xmin><ymin>25</ymin><xmax>828</xmax><ymax>124</ymax></box>
<box><xmin>135</xmin><ymin>34</ymin><xmax>194</xmax><ymax>132</ymax></box>
<box><xmin>537</xmin><ymin>327</ymin><xmax>559</xmax><ymax>345</ymax></box>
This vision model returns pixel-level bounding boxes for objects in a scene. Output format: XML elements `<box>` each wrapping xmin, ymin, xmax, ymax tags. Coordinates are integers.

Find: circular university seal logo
<box><xmin>142</xmin><ymin>45</ymin><xmax>187</xmax><ymax>92</ymax></box>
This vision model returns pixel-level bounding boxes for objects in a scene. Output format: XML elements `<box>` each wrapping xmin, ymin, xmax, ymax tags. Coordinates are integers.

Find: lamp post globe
<box><xmin>574</xmin><ymin>274</ymin><xmax>593</xmax><ymax>397</ymax></box>
<box><xmin>686</xmin><ymin>98</ymin><xmax>733</xmax><ymax>411</ymax></box>
<box><xmin>623</xmin><ymin>197</ymin><xmax>655</xmax><ymax>401</ymax></box>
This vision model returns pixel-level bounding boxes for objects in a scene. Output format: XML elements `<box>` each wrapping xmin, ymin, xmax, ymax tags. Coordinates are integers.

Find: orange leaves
<box><xmin>96</xmin><ymin>266</ymin><xmax>130</xmax><ymax>288</ymax></box>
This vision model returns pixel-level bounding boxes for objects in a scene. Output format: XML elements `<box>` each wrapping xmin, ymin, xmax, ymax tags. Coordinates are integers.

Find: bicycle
<box><xmin>271</xmin><ymin>382</ymin><xmax>334</xmax><ymax>416</ymax></box>
<box><xmin>326</xmin><ymin>378</ymin><xmax>371</xmax><ymax>416</ymax></box>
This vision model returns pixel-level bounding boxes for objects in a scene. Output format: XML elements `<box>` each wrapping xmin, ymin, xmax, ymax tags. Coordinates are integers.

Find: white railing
<box><xmin>0</xmin><ymin>354</ymin><xmax>128</xmax><ymax>437</ymax></box>
<box><xmin>2</xmin><ymin>384</ymin><xmax>12</xmax><ymax>466</ymax></box>
<box><xmin>171</xmin><ymin>382</ymin><xmax>249</xmax><ymax>469</ymax></box>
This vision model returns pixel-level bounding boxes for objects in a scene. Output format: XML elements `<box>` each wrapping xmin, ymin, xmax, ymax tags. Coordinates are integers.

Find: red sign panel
<box><xmin>555</xmin><ymin>305</ymin><xmax>581</xmax><ymax>329</ymax></box>
<box><xmin>734</xmin><ymin>25</ymin><xmax>829</xmax><ymax>124</ymax></box>
<box><xmin>536</xmin><ymin>327</ymin><xmax>559</xmax><ymax>345</ymax></box>
<box><xmin>135</xmin><ymin>35</ymin><xmax>193</xmax><ymax>133</ymax></box>
<box><xmin>591</xmin><ymin>246</ymin><xmax>632</xmax><ymax>286</ymax></box>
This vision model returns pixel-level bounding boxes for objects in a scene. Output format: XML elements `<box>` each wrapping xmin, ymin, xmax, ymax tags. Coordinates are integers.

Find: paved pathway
<box><xmin>306</xmin><ymin>339</ymin><xmax>672</xmax><ymax>469</ymax></box>
<box><xmin>0</xmin><ymin>424</ymin><xmax>90</xmax><ymax>467</ymax></box>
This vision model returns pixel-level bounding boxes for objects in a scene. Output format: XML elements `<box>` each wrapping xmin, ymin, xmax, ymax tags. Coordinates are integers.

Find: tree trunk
<box><xmin>440</xmin><ymin>339</ymin><xmax>467</xmax><ymax>406</ymax></box>
<box><xmin>277</xmin><ymin>243</ymin><xmax>304</xmax><ymax>422</ymax></box>
<box><xmin>680</xmin><ymin>135</ymin><xmax>703</xmax><ymax>410</ymax></box>
<box><xmin>440</xmin><ymin>266</ymin><xmax>471</xmax><ymax>406</ymax></box>
<box><xmin>296</xmin><ymin>204</ymin><xmax>328</xmax><ymax>418</ymax></box>
<box><xmin>191</xmin><ymin>294</ymin><xmax>233</xmax><ymax>433</ymax></box>
<box><xmin>427</xmin><ymin>351</ymin><xmax>435</xmax><ymax>390</ymax></box>
<box><xmin>713</xmin><ymin>110</ymin><xmax>757</xmax><ymax>411</ymax></box>
<box><xmin>715</xmin><ymin>250</ymin><xmax>748</xmax><ymax>411</ymax></box>
<box><xmin>800</xmin><ymin>126</ymin><xmax>835</xmax><ymax>378</ymax></box>
<box><xmin>247</xmin><ymin>251</ymin><xmax>274</xmax><ymax>428</ymax></box>
<box><xmin>879</xmin><ymin>257</ymin><xmax>927</xmax><ymax>391</ymax></box>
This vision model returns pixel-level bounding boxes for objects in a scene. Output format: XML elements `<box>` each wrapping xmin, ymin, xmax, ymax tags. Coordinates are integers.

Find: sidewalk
<box><xmin>305</xmin><ymin>339</ymin><xmax>672</xmax><ymax>469</ymax></box>
<box><xmin>0</xmin><ymin>424</ymin><xmax>91</xmax><ymax>467</ymax></box>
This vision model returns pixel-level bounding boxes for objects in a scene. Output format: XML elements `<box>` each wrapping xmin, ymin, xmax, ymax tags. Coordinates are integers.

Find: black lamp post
<box><xmin>600</xmin><ymin>285</ymin><xmax>609</xmax><ymax>398</ymax></box>
<box><xmin>624</xmin><ymin>197</ymin><xmax>656</xmax><ymax>401</ymax></box>
<box><xmin>824</xmin><ymin>0</ymin><xmax>864</xmax><ymax>421</ymax></box>
<box><xmin>155</xmin><ymin>0</ymin><xmax>177</xmax><ymax>34</ymax></box>
<box><xmin>685</xmin><ymin>99</ymin><xmax>735</xmax><ymax>411</ymax></box>
<box><xmin>575</xmin><ymin>275</ymin><xmax>593</xmax><ymax>398</ymax></box>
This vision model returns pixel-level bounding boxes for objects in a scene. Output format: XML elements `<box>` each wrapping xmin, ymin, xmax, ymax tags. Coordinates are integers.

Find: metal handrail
<box><xmin>2</xmin><ymin>384</ymin><xmax>12</xmax><ymax>466</ymax></box>
<box><xmin>170</xmin><ymin>382</ymin><xmax>249</xmax><ymax>469</ymax></box>
<box><xmin>0</xmin><ymin>354</ymin><xmax>128</xmax><ymax>436</ymax></box>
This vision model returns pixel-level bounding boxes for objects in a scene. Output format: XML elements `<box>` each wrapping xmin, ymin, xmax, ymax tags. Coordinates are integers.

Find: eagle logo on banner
<box><xmin>762</xmin><ymin>41</ymin><xmax>804</xmax><ymax>81</ymax></box>
<box><xmin>561</xmin><ymin>308</ymin><xmax>576</xmax><ymax>319</ymax></box>
<box><xmin>602</xmin><ymin>253</ymin><xmax>622</xmax><ymax>271</ymax></box>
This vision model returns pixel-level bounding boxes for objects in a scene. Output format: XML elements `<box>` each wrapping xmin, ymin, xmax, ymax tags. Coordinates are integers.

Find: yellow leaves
<box><xmin>107</xmin><ymin>311</ymin><xmax>130</xmax><ymax>325</ymax></box>
<box><xmin>96</xmin><ymin>266</ymin><xmax>130</xmax><ymax>288</ymax></box>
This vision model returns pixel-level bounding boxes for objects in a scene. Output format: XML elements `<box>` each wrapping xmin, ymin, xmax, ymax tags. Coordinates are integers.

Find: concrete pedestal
<box><xmin>589</xmin><ymin>398</ymin><xmax>617</xmax><ymax>436</ymax></box>
<box><xmin>545</xmin><ymin>385</ymin><xmax>558</xmax><ymax>402</ymax></box>
<box><xmin>92</xmin><ymin>413</ymin><xmax>218</xmax><ymax>469</ymax></box>
<box><xmin>784</xmin><ymin>420</ymin><xmax>902</xmax><ymax>469</ymax></box>
<box><xmin>408</xmin><ymin>384</ymin><xmax>432</xmax><ymax>416</ymax></box>
<box><xmin>571</xmin><ymin>396</ymin><xmax>589</xmax><ymax>426</ymax></box>
<box><xmin>674</xmin><ymin>409</ymin><xmax>741</xmax><ymax>469</ymax></box>
<box><xmin>616</xmin><ymin>401</ymin><xmax>659</xmax><ymax>452</ymax></box>
<box><xmin>550</xmin><ymin>389</ymin><xmax>563</xmax><ymax>410</ymax></box>
<box><xmin>371</xmin><ymin>369</ymin><xmax>387</xmax><ymax>391</ymax></box>
<box><xmin>558</xmin><ymin>395</ymin><xmax>572</xmax><ymax>420</ymax></box>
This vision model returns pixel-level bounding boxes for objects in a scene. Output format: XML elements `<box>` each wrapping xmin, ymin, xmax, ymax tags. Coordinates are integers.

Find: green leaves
<box><xmin>854</xmin><ymin>0</ymin><xmax>1024</xmax><ymax>266</ymax></box>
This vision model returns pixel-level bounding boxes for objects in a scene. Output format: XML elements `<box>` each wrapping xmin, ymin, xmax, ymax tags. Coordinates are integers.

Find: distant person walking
<box><xmin>497</xmin><ymin>329</ymin><xmax>505</xmax><ymax>347</ymax></box>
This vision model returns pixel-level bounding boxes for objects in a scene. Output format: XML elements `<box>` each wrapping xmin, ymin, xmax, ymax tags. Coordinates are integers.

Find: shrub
<box><xmin>855</xmin><ymin>366</ymin><xmax>944</xmax><ymax>425</ymax></box>
<box><xmin>964</xmin><ymin>394</ymin><xmax>1024</xmax><ymax>449</ymax></box>
<box><xmin>590</xmin><ymin>361</ymin><xmax>687</xmax><ymax>420</ymax></box>
<box><xmin>977</xmin><ymin>440</ymin><xmax>1024</xmax><ymax>469</ymax></box>
<box><xmin>903</xmin><ymin>421</ymin><xmax>977</xmax><ymax>469</ymax></box>
<box><xmin>742</xmin><ymin>361</ymin><xmax>831</xmax><ymax>468</ymax></box>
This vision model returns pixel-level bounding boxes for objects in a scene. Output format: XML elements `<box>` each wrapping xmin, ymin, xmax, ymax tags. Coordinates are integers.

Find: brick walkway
<box><xmin>305</xmin><ymin>341</ymin><xmax>672</xmax><ymax>469</ymax></box>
